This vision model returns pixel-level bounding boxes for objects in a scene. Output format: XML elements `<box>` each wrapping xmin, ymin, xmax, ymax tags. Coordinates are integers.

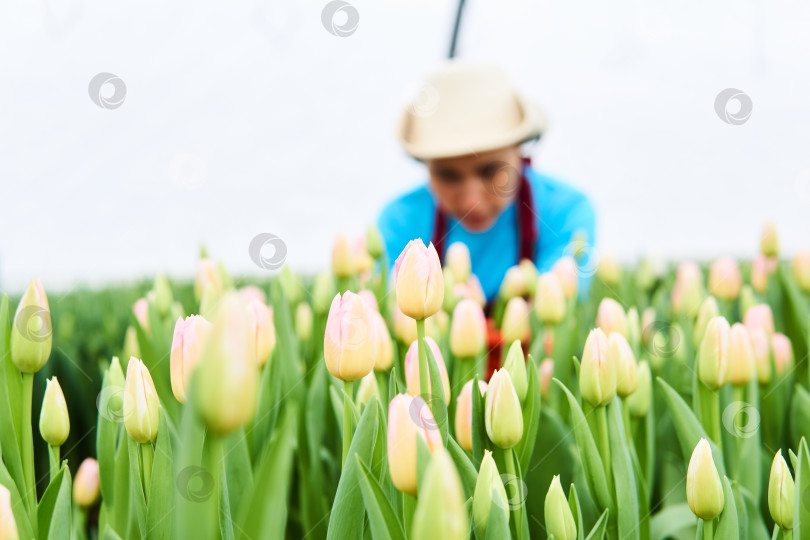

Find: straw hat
<box><xmin>397</xmin><ymin>60</ymin><xmax>547</xmax><ymax>160</ymax></box>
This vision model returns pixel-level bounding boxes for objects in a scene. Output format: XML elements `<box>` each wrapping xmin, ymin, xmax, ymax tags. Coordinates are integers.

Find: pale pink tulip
<box><xmin>324</xmin><ymin>292</ymin><xmax>377</xmax><ymax>381</ymax></box>
<box><xmin>387</xmin><ymin>394</ymin><xmax>443</xmax><ymax>495</ymax></box>
<box><xmin>246</xmin><ymin>300</ymin><xmax>276</xmax><ymax>368</ymax></box>
<box><xmin>455</xmin><ymin>379</ymin><xmax>487</xmax><ymax>451</ymax></box>
<box><xmin>450</xmin><ymin>299</ymin><xmax>487</xmax><ymax>358</ymax></box>
<box><xmin>743</xmin><ymin>304</ymin><xmax>774</xmax><ymax>337</ymax></box>
<box><xmin>405</xmin><ymin>336</ymin><xmax>451</xmax><ymax>401</ymax></box>
<box><xmin>708</xmin><ymin>257</ymin><xmax>741</xmax><ymax>300</ymax></box>
<box><xmin>771</xmin><ymin>333</ymin><xmax>794</xmax><ymax>376</ymax></box>
<box><xmin>552</xmin><ymin>256</ymin><xmax>579</xmax><ymax>299</ymax></box>
<box><xmin>394</xmin><ymin>239</ymin><xmax>444</xmax><ymax>320</ymax></box>
<box><xmin>170</xmin><ymin>315</ymin><xmax>213</xmax><ymax>403</ymax></box>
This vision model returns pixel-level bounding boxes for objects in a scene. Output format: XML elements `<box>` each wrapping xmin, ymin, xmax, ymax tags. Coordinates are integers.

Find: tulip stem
<box><xmin>342</xmin><ymin>379</ymin><xmax>353</xmax><ymax>469</ymax></box>
<box><xmin>702</xmin><ymin>518</ymin><xmax>713</xmax><ymax>540</ymax></box>
<box><xmin>140</xmin><ymin>443</ymin><xmax>154</xmax><ymax>501</ymax></box>
<box><xmin>595</xmin><ymin>406</ymin><xmax>611</xmax><ymax>483</ymax></box>
<box><xmin>48</xmin><ymin>444</ymin><xmax>60</xmax><ymax>483</ymax></box>
<box><xmin>416</xmin><ymin>319</ymin><xmax>428</xmax><ymax>399</ymax></box>
<box><xmin>504</xmin><ymin>448</ymin><xmax>525</xmax><ymax>540</ymax></box>
<box><xmin>21</xmin><ymin>372</ymin><xmax>36</xmax><ymax>511</ymax></box>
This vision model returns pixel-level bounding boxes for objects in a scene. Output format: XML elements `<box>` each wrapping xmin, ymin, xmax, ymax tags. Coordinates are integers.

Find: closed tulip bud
<box><xmin>0</xmin><ymin>484</ymin><xmax>19</xmax><ymax>540</ymax></box>
<box><xmin>454</xmin><ymin>379</ymin><xmax>487</xmax><ymax>451</ymax></box>
<box><xmin>433</xmin><ymin>310</ymin><xmax>449</xmax><ymax>338</ymax></box>
<box><xmin>534</xmin><ymin>273</ymin><xmax>566</xmax><ymax>324</ymax></box>
<box><xmin>372</xmin><ymin>312</ymin><xmax>394</xmax><ymax>371</ymax></box>
<box><xmin>472</xmin><ymin>451</ymin><xmax>509</xmax><ymax>538</ymax></box>
<box><xmin>445</xmin><ymin>242</ymin><xmax>471</xmax><ymax>283</ymax></box>
<box><xmin>596</xmin><ymin>253</ymin><xmax>622</xmax><ymax>285</ymax></box>
<box><xmin>394</xmin><ymin>239</ymin><xmax>444</xmax><ymax>320</ymax></box>
<box><xmin>672</xmin><ymin>262</ymin><xmax>704</xmax><ymax>316</ymax></box>
<box><xmin>750</xmin><ymin>328</ymin><xmax>772</xmax><ymax>384</ymax></box>
<box><xmin>238</xmin><ymin>285</ymin><xmax>267</xmax><ymax>305</ymax></box>
<box><xmin>636</xmin><ymin>256</ymin><xmax>666</xmax><ymax>291</ymax></box>
<box><xmin>246</xmin><ymin>300</ymin><xmax>275</xmax><ymax>368</ymax></box>
<box><xmin>134</xmin><ymin>298</ymin><xmax>151</xmax><ymax>332</ymax></box>
<box><xmin>760</xmin><ymin>221</ymin><xmax>779</xmax><ymax>257</ymax></box>
<box><xmin>387</xmin><ymin>394</ymin><xmax>443</xmax><ymax>495</ymax></box>
<box><xmin>216</xmin><ymin>259</ymin><xmax>234</xmax><ymax>292</ymax></box>
<box><xmin>686</xmin><ymin>439</ymin><xmax>724</xmax><ymax>520</ymax></box>
<box><xmin>727</xmin><ymin>323</ymin><xmax>755</xmax><ymax>386</ymax></box>
<box><xmin>39</xmin><ymin>377</ymin><xmax>70</xmax><ymax>446</ymax></box>
<box><xmin>198</xmin><ymin>282</ymin><xmax>220</xmax><ymax>320</ymax></box>
<box><xmin>332</xmin><ymin>233</ymin><xmax>354</xmax><ymax>278</ymax></box>
<box><xmin>124</xmin><ymin>357</ymin><xmax>160</xmax><ymax>443</ymax></box>
<box><xmin>608</xmin><ymin>333</ymin><xmax>637</xmax><ymax>398</ymax></box>
<box><xmin>698</xmin><ymin>316</ymin><xmax>730</xmax><ymax>390</ymax></box>
<box><xmin>73</xmin><ymin>458</ymin><xmax>100</xmax><ymax>507</ymax></box>
<box><xmin>442</xmin><ymin>269</ymin><xmax>459</xmax><ymax>313</ymax></box>
<box><xmin>295</xmin><ymin>303</ymin><xmax>313</xmax><ymax>342</ymax></box>
<box><xmin>771</xmin><ymin>333</ymin><xmax>794</xmax><ymax>376</ymax></box>
<box><xmin>626</xmin><ymin>361</ymin><xmax>651</xmax><ymax>417</ymax></box>
<box><xmin>365</xmin><ymin>223</ymin><xmax>384</xmax><ymax>259</ymax></box>
<box><xmin>485</xmin><ymin>369</ymin><xmax>524</xmax><ymax>448</ymax></box>
<box><xmin>194</xmin><ymin>259</ymin><xmax>223</xmax><ymax>302</ymax></box>
<box><xmin>11</xmin><ymin>279</ymin><xmax>52</xmax><ymax>373</ymax></box>
<box><xmin>768</xmin><ymin>450</ymin><xmax>794</xmax><ymax>530</ymax></box>
<box><xmin>503</xmin><ymin>340</ymin><xmax>528</xmax><ymax>402</ymax></box>
<box><xmin>694</xmin><ymin>297</ymin><xmax>719</xmax><ymax>345</ymax></box>
<box><xmin>579</xmin><ymin>328</ymin><xmax>615</xmax><ymax>407</ymax></box>
<box><xmin>539</xmin><ymin>359</ymin><xmax>554</xmax><ymax>399</ymax></box>
<box><xmin>499</xmin><ymin>266</ymin><xmax>529</xmax><ymax>300</ymax></box>
<box><xmin>195</xmin><ymin>294</ymin><xmax>259</xmax><ymax>434</ymax></box>
<box><xmin>324</xmin><ymin>292</ymin><xmax>377</xmax><ymax>381</ymax></box>
<box><xmin>570</xmin><ymin>231</ymin><xmax>589</xmax><ymax>258</ymax></box>
<box><xmin>751</xmin><ymin>255</ymin><xmax>768</xmax><ymax>293</ymax></box>
<box><xmin>792</xmin><ymin>250</ymin><xmax>810</xmax><ymax>291</ymax></box>
<box><xmin>122</xmin><ymin>326</ymin><xmax>140</xmax><ymax>365</ymax></box>
<box><xmin>355</xmin><ymin>290</ymin><xmax>377</xmax><ymax>314</ymax></box>
<box><xmin>405</xmin><ymin>337</ymin><xmax>451</xmax><ymax>401</ymax></box>
<box><xmin>640</xmin><ymin>308</ymin><xmax>656</xmax><ymax>346</ymax></box>
<box><xmin>355</xmin><ymin>371</ymin><xmax>379</xmax><ymax>407</ymax></box>
<box><xmin>708</xmin><ymin>257</ymin><xmax>741</xmax><ymax>300</ymax></box>
<box><xmin>353</xmin><ymin>238</ymin><xmax>375</xmax><ymax>275</ymax></box>
<box><xmin>545</xmin><ymin>475</ymin><xmax>577</xmax><ymax>540</ymax></box>
<box><xmin>412</xmin><ymin>448</ymin><xmax>468</xmax><ymax>540</ymax></box>
<box><xmin>552</xmin><ymin>257</ymin><xmax>579</xmax><ymax>299</ymax></box>
<box><xmin>519</xmin><ymin>259</ymin><xmax>539</xmax><ymax>296</ymax></box>
<box><xmin>450</xmin><ymin>299</ymin><xmax>486</xmax><ymax>358</ymax></box>
<box><xmin>501</xmin><ymin>297</ymin><xmax>530</xmax><ymax>345</ymax></box>
<box><xmin>170</xmin><ymin>315</ymin><xmax>213</xmax><ymax>403</ymax></box>
<box><xmin>596</xmin><ymin>298</ymin><xmax>628</xmax><ymax>338</ymax></box>
<box><xmin>743</xmin><ymin>304</ymin><xmax>774</xmax><ymax>337</ymax></box>
<box><xmin>393</xmin><ymin>304</ymin><xmax>418</xmax><ymax>344</ymax></box>
<box><xmin>467</xmin><ymin>275</ymin><xmax>487</xmax><ymax>307</ymax></box>
<box><xmin>312</xmin><ymin>271</ymin><xmax>336</xmax><ymax>314</ymax></box>
<box><xmin>152</xmin><ymin>274</ymin><xmax>173</xmax><ymax>317</ymax></box>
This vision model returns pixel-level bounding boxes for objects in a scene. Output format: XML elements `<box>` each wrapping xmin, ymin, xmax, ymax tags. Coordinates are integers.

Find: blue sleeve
<box><xmin>376</xmin><ymin>188</ymin><xmax>435</xmax><ymax>268</ymax></box>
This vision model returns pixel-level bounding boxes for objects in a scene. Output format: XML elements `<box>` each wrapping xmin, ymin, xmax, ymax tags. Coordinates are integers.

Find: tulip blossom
<box><xmin>545</xmin><ymin>475</ymin><xmax>577</xmax><ymax>540</ymax></box>
<box><xmin>123</xmin><ymin>357</ymin><xmax>160</xmax><ymax>444</ymax></box>
<box><xmin>449</xmin><ymin>299</ymin><xmax>486</xmax><ymax>358</ymax></box>
<box><xmin>499</xmin><ymin>265</ymin><xmax>529</xmax><ymax>299</ymax></box>
<box><xmin>686</xmin><ymin>439</ymin><xmax>724</xmax><ymax>520</ymax></box>
<box><xmin>792</xmin><ymin>250</ymin><xmax>810</xmax><ymax>291</ymax></box>
<box><xmin>520</xmin><ymin>259</ymin><xmax>539</xmax><ymax>296</ymax></box>
<box><xmin>596</xmin><ymin>298</ymin><xmax>628</xmax><ymax>338</ymax></box>
<box><xmin>503</xmin><ymin>340</ymin><xmax>528</xmax><ymax>402</ymax></box>
<box><xmin>39</xmin><ymin>377</ymin><xmax>70</xmax><ymax>446</ymax></box>
<box><xmin>694</xmin><ymin>297</ymin><xmax>719</xmax><ymax>346</ymax></box>
<box><xmin>170</xmin><ymin>315</ymin><xmax>213</xmax><ymax>403</ymax></box>
<box><xmin>295</xmin><ymin>303</ymin><xmax>313</xmax><ymax>342</ymax></box>
<box><xmin>357</xmin><ymin>290</ymin><xmax>379</xmax><ymax>313</ymax></box>
<box><xmin>596</xmin><ymin>253</ymin><xmax>621</xmax><ymax>285</ymax></box>
<box><xmin>331</xmin><ymin>233</ymin><xmax>354</xmax><ymax>278</ymax></box>
<box><xmin>411</xmin><ymin>448</ymin><xmax>468</xmax><ymax>540</ymax></box>
<box><xmin>552</xmin><ymin>256</ymin><xmax>579</xmax><ymax>299</ymax></box>
<box><xmin>750</xmin><ymin>328</ymin><xmax>772</xmax><ymax>384</ymax></box>
<box><xmin>760</xmin><ymin>221</ymin><xmax>779</xmax><ymax>257</ymax></box>
<box><xmin>626</xmin><ymin>361</ymin><xmax>651</xmax><ymax>417</ymax></box>
<box><xmin>405</xmin><ymin>337</ymin><xmax>451</xmax><ymax>401</ymax></box>
<box><xmin>454</xmin><ymin>379</ymin><xmax>487</xmax><ymax>452</ymax></box>
<box><xmin>743</xmin><ymin>304</ymin><xmax>774</xmax><ymax>337</ymax></box>
<box><xmin>768</xmin><ymin>450</ymin><xmax>795</xmax><ymax>530</ymax></box>
<box><xmin>445</xmin><ymin>242</ymin><xmax>471</xmax><ymax>283</ymax></box>
<box><xmin>387</xmin><ymin>394</ymin><xmax>443</xmax><ymax>495</ymax></box>
<box><xmin>501</xmin><ymin>297</ymin><xmax>530</xmax><ymax>345</ymax></box>
<box><xmin>466</xmin><ymin>275</ymin><xmax>487</xmax><ymax>307</ymax></box>
<box><xmin>324</xmin><ymin>292</ymin><xmax>377</xmax><ymax>381</ymax></box>
<box><xmin>355</xmin><ymin>371</ymin><xmax>379</xmax><ymax>407</ymax></box>
<box><xmin>0</xmin><ymin>484</ymin><xmax>19</xmax><ymax>540</ymax></box>
<box><xmin>133</xmin><ymin>297</ymin><xmax>150</xmax><ymax>333</ymax></box>
<box><xmin>194</xmin><ymin>258</ymin><xmax>222</xmax><ymax>301</ymax></box>
<box><xmin>771</xmin><ymin>333</ymin><xmax>794</xmax><ymax>376</ymax></box>
<box><xmin>608</xmin><ymin>332</ymin><xmax>637</xmax><ymax>398</ymax></box>
<box><xmin>539</xmin><ymin>358</ymin><xmax>554</xmax><ymax>399</ymax></box>
<box><xmin>534</xmin><ymin>272</ymin><xmax>566</xmax><ymax>324</ymax></box>
<box><xmin>472</xmin><ymin>451</ymin><xmax>508</xmax><ymax>537</ymax></box>
<box><xmin>750</xmin><ymin>255</ymin><xmax>769</xmax><ymax>293</ymax></box>
<box><xmin>708</xmin><ymin>257</ymin><xmax>741</xmax><ymax>300</ymax></box>
<box><xmin>579</xmin><ymin>328</ymin><xmax>615</xmax><ymax>407</ymax></box>
<box><xmin>10</xmin><ymin>278</ymin><xmax>52</xmax><ymax>373</ymax></box>
<box><xmin>697</xmin><ymin>316</ymin><xmax>730</xmax><ymax>390</ymax></box>
<box><xmin>352</xmin><ymin>238</ymin><xmax>374</xmax><ymax>275</ymax></box>
<box><xmin>485</xmin><ymin>369</ymin><xmax>524</xmax><ymax>448</ymax></box>
<box><xmin>73</xmin><ymin>458</ymin><xmax>101</xmax><ymax>507</ymax></box>
<box><xmin>365</xmin><ymin>224</ymin><xmax>384</xmax><ymax>259</ymax></box>
<box><xmin>246</xmin><ymin>300</ymin><xmax>276</xmax><ymax>368</ymax></box>
<box><xmin>394</xmin><ymin>239</ymin><xmax>444</xmax><ymax>320</ymax></box>
<box><xmin>728</xmin><ymin>323</ymin><xmax>755</xmax><ymax>386</ymax></box>
<box><xmin>672</xmin><ymin>261</ymin><xmax>704</xmax><ymax>316</ymax></box>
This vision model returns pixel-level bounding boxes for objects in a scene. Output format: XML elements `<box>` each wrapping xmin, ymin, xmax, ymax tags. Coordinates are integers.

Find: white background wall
<box><xmin>1</xmin><ymin>0</ymin><xmax>809</xmax><ymax>292</ymax></box>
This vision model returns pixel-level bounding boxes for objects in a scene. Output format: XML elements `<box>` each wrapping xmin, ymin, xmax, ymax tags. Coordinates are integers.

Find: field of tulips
<box><xmin>2</xmin><ymin>223</ymin><xmax>810</xmax><ymax>540</ymax></box>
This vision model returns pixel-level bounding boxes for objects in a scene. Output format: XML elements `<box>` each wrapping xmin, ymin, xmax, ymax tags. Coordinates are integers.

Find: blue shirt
<box><xmin>377</xmin><ymin>167</ymin><xmax>596</xmax><ymax>302</ymax></box>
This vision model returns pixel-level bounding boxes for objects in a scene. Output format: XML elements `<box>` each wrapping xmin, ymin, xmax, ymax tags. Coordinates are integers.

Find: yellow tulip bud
<box><xmin>708</xmin><ymin>257</ymin><xmax>741</xmax><ymax>300</ymax></box>
<box><xmin>195</xmin><ymin>294</ymin><xmax>259</xmax><ymax>434</ymax></box>
<box><xmin>324</xmin><ymin>292</ymin><xmax>377</xmax><ymax>381</ymax></box>
<box><xmin>0</xmin><ymin>484</ymin><xmax>19</xmax><ymax>540</ymax></box>
<box><xmin>771</xmin><ymin>333</ymin><xmax>794</xmax><ymax>376</ymax></box>
<box><xmin>152</xmin><ymin>273</ymin><xmax>173</xmax><ymax>317</ymax></box>
<box><xmin>751</xmin><ymin>255</ymin><xmax>769</xmax><ymax>293</ymax></box>
<box><xmin>760</xmin><ymin>221</ymin><xmax>779</xmax><ymax>257</ymax></box>
<box><xmin>768</xmin><ymin>450</ymin><xmax>794</xmax><ymax>530</ymax></box>
<box><xmin>792</xmin><ymin>250</ymin><xmax>810</xmax><ymax>291</ymax></box>
<box><xmin>749</xmin><ymin>328</ymin><xmax>772</xmax><ymax>384</ymax></box>
<box><xmin>503</xmin><ymin>340</ymin><xmax>528</xmax><ymax>402</ymax></box>
<box><xmin>10</xmin><ymin>279</ymin><xmax>52</xmax><ymax>373</ymax></box>
<box><xmin>73</xmin><ymin>458</ymin><xmax>100</xmax><ymax>507</ymax></box>
<box><xmin>501</xmin><ymin>297</ymin><xmax>530</xmax><ymax>345</ymax></box>
<box><xmin>499</xmin><ymin>266</ymin><xmax>529</xmax><ymax>300</ymax></box>
<box><xmin>698</xmin><ymin>316</ymin><xmax>730</xmax><ymax>390</ymax></box>
<box><xmin>123</xmin><ymin>357</ymin><xmax>160</xmax><ymax>443</ymax></box>
<box><xmin>454</xmin><ymin>379</ymin><xmax>487</xmax><ymax>452</ymax></box>
<box><xmin>672</xmin><ymin>262</ymin><xmax>705</xmax><ymax>316</ymax></box>
<box><xmin>332</xmin><ymin>233</ymin><xmax>354</xmax><ymax>278</ymax></box>
<box><xmin>552</xmin><ymin>257</ymin><xmax>579</xmax><ymax>299</ymax></box>
<box><xmin>545</xmin><ymin>475</ymin><xmax>577</xmax><ymax>540</ymax></box>
<box><xmin>365</xmin><ymin>224</ymin><xmax>384</xmax><ymax>259</ymax></box>
<box><xmin>485</xmin><ymin>369</ymin><xmax>524</xmax><ymax>449</ymax></box>
<box><xmin>596</xmin><ymin>298</ymin><xmax>628</xmax><ymax>338</ymax></box>
<box><xmin>579</xmin><ymin>328</ymin><xmax>615</xmax><ymax>407</ymax></box>
<box><xmin>608</xmin><ymin>333</ymin><xmax>637</xmax><ymax>398</ymax></box>
<box><xmin>694</xmin><ymin>297</ymin><xmax>719</xmax><ymax>346</ymax></box>
<box><xmin>355</xmin><ymin>371</ymin><xmax>379</xmax><ymax>407</ymax></box>
<box><xmin>194</xmin><ymin>258</ymin><xmax>222</xmax><ymax>302</ymax></box>
<box><xmin>472</xmin><ymin>450</ymin><xmax>509</xmax><ymax>538</ymax></box>
<box><xmin>467</xmin><ymin>275</ymin><xmax>487</xmax><ymax>307</ymax></box>
<box><xmin>538</xmin><ymin>359</ymin><xmax>554</xmax><ymax>399</ymax></box>
<box><xmin>405</xmin><ymin>337</ymin><xmax>451</xmax><ymax>401</ymax></box>
<box><xmin>352</xmin><ymin>238</ymin><xmax>375</xmax><ymax>275</ymax></box>
<box><xmin>596</xmin><ymin>253</ymin><xmax>622</xmax><ymax>286</ymax></box>
<box><xmin>728</xmin><ymin>323</ymin><xmax>755</xmax><ymax>386</ymax></box>
<box><xmin>394</xmin><ymin>239</ymin><xmax>444</xmax><ymax>320</ymax></box>
<box><xmin>246</xmin><ymin>300</ymin><xmax>276</xmax><ymax>367</ymax></box>
<box><xmin>445</xmin><ymin>242</ymin><xmax>471</xmax><ymax>283</ymax></box>
<box><xmin>626</xmin><ymin>361</ymin><xmax>651</xmax><ymax>417</ymax></box>
<box><xmin>450</xmin><ymin>299</ymin><xmax>486</xmax><ymax>358</ymax></box>
<box><xmin>295</xmin><ymin>303</ymin><xmax>314</xmax><ymax>343</ymax></box>
<box><xmin>686</xmin><ymin>438</ymin><xmax>724</xmax><ymax>520</ymax></box>
<box><xmin>170</xmin><ymin>315</ymin><xmax>213</xmax><ymax>403</ymax></box>
<box><xmin>39</xmin><ymin>377</ymin><xmax>69</xmax><ymax>446</ymax></box>
<box><xmin>519</xmin><ymin>259</ymin><xmax>539</xmax><ymax>296</ymax></box>
<box><xmin>412</xmin><ymin>447</ymin><xmax>468</xmax><ymax>540</ymax></box>
<box><xmin>312</xmin><ymin>271</ymin><xmax>336</xmax><ymax>314</ymax></box>
<box><xmin>387</xmin><ymin>394</ymin><xmax>443</xmax><ymax>495</ymax></box>
<box><xmin>534</xmin><ymin>272</ymin><xmax>566</xmax><ymax>325</ymax></box>
<box><xmin>122</xmin><ymin>326</ymin><xmax>140</xmax><ymax>365</ymax></box>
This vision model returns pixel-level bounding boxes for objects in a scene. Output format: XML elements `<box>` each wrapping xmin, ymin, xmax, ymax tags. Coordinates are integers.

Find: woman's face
<box><xmin>426</xmin><ymin>145</ymin><xmax>523</xmax><ymax>232</ymax></box>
